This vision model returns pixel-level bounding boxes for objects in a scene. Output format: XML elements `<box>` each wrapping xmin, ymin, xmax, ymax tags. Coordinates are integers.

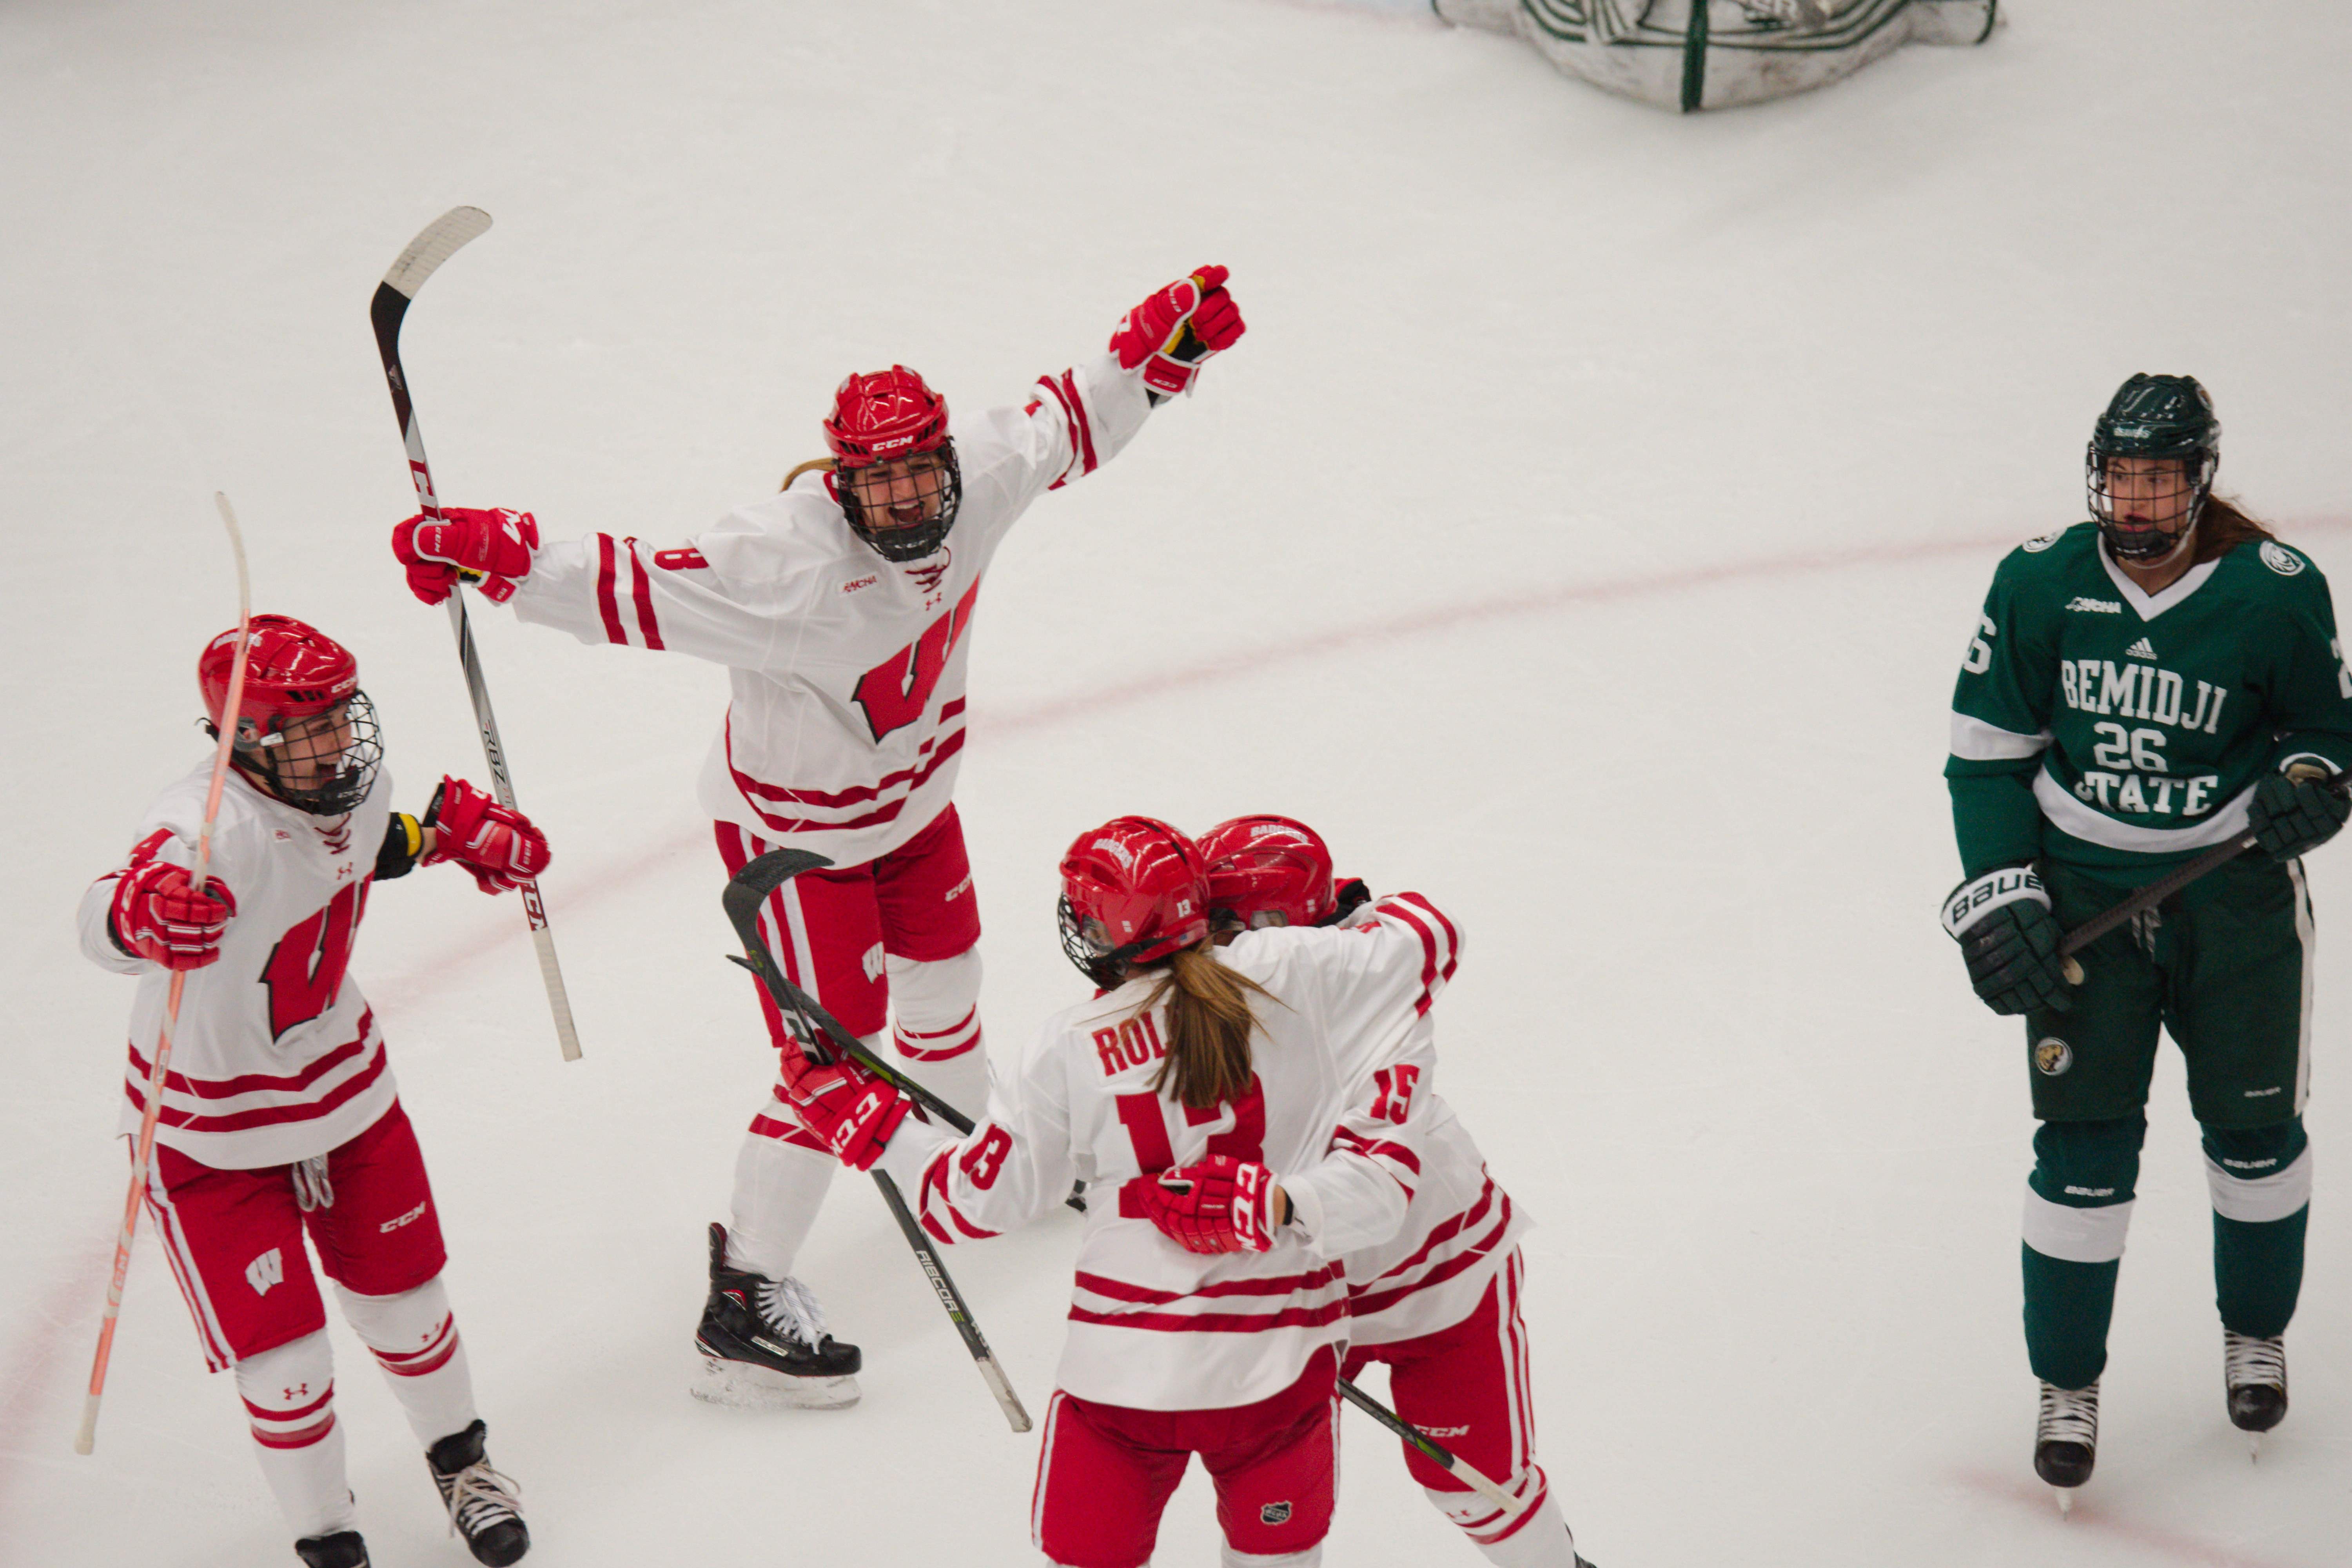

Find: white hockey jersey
<box><xmin>78</xmin><ymin>762</ymin><xmax>398</xmax><ymax>1170</ymax></box>
<box><xmin>875</xmin><ymin>893</ymin><xmax>1462</xmax><ymax>1411</ymax></box>
<box><xmin>1340</xmin><ymin>1039</ymin><xmax>1528</xmax><ymax>1347</ymax></box>
<box><xmin>507</xmin><ymin>352</ymin><xmax>1154</xmax><ymax>868</ymax></box>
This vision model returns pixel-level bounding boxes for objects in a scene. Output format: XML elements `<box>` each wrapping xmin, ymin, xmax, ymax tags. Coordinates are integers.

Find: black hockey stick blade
<box><xmin>2056</xmin><ymin>766</ymin><xmax>2352</xmax><ymax>962</ymax></box>
<box><xmin>1336</xmin><ymin>1378</ymin><xmax>1526</xmax><ymax>1517</ymax></box>
<box><xmin>722</xmin><ymin>849</ymin><xmax>978</xmax><ymax>1134</ymax></box>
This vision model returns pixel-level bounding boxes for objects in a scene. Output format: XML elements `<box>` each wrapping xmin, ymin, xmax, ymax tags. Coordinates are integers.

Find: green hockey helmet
<box><xmin>2087</xmin><ymin>373</ymin><xmax>2219</xmax><ymax>564</ymax></box>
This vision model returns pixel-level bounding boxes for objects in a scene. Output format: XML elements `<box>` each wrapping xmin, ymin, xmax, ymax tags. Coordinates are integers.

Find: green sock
<box><xmin>2214</xmin><ymin>1206</ymin><xmax>2306</xmax><ymax>1339</ymax></box>
<box><xmin>2023</xmin><ymin>1244</ymin><xmax>2118</xmax><ymax>1390</ymax></box>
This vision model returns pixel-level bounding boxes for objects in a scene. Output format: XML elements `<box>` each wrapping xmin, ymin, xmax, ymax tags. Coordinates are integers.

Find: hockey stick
<box><xmin>2054</xmin><ymin>766</ymin><xmax>2352</xmax><ymax>979</ymax></box>
<box><xmin>370</xmin><ymin>206</ymin><xmax>581</xmax><ymax>1062</ymax></box>
<box><xmin>722</xmin><ymin>849</ymin><xmax>1031</xmax><ymax>1432</ymax></box>
<box><xmin>1334</xmin><ymin>1378</ymin><xmax>1530</xmax><ymax>1519</ymax></box>
<box><xmin>76</xmin><ymin>492</ymin><xmax>254</xmax><ymax>1456</ymax></box>
<box><xmin>725</xmin><ymin>850</ymin><xmax>1523</xmax><ymax>1508</ymax></box>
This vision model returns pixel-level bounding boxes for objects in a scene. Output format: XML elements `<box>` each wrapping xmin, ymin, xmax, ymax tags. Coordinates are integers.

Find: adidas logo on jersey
<box><xmin>2065</xmin><ymin>597</ymin><xmax>2123</xmax><ymax>613</ymax></box>
<box><xmin>2125</xmin><ymin>637</ymin><xmax>2157</xmax><ymax>660</ymax></box>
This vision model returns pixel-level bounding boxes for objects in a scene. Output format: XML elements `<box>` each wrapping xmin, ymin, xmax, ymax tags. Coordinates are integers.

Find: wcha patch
<box><xmin>2034</xmin><ymin>1037</ymin><xmax>2073</xmax><ymax>1076</ymax></box>
<box><xmin>1260</xmin><ymin>1502</ymin><xmax>1293</xmax><ymax>1526</ymax></box>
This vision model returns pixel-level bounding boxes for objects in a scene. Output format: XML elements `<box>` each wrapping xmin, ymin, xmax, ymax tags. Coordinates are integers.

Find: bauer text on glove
<box><xmin>1943</xmin><ymin>865</ymin><xmax>2073</xmax><ymax>1016</ymax></box>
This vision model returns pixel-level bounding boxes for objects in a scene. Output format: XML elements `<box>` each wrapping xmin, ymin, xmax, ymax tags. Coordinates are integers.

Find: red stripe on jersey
<box><xmin>1073</xmin><ymin>1265</ymin><xmax>1342</xmax><ymax>1306</ymax></box>
<box><xmin>243</xmin><ymin>1382</ymin><xmax>335</xmax><ymax>1422</ymax></box>
<box><xmin>1345</xmin><ymin>1205</ymin><xmax>1514</xmax><ymax>1320</ymax></box>
<box><xmin>1329</xmin><ymin>1125</ymin><xmax>1423</xmax><ymax>1178</ymax></box>
<box><xmin>1356</xmin><ymin>1177</ymin><xmax>1500</xmax><ymax>1288</ymax></box>
<box><xmin>1035</xmin><ymin>375</ymin><xmax>1081</xmax><ymax>490</ymax></box>
<box><xmin>252</xmin><ymin>1412</ymin><xmax>337</xmax><ymax>1449</ymax></box>
<box><xmin>1060</xmin><ymin>371</ymin><xmax>1098</xmax><ymax>476</ymax></box>
<box><xmin>726</xmin><ymin>716</ymin><xmax>962</xmax><ymax>809</ymax></box>
<box><xmin>731</xmin><ymin>728</ymin><xmax>967</xmax><ymax>835</ymax></box>
<box><xmin>1391</xmin><ymin>892</ymin><xmax>1460</xmax><ymax>987</ymax></box>
<box><xmin>594</xmin><ymin>534</ymin><xmax>627</xmax><ymax>645</ymax></box>
<box><xmin>1067</xmin><ymin>1301</ymin><xmax>1348</xmax><ymax>1334</ymax></box>
<box><xmin>922</xmin><ymin>1147</ymin><xmax>1003</xmax><ymax>1241</ymax></box>
<box><xmin>127</xmin><ymin>1032</ymin><xmax>388</xmax><ymax>1134</ymax></box>
<box><xmin>1374</xmin><ymin>899</ymin><xmax>1443</xmax><ymax>1015</ymax></box>
<box><xmin>127</xmin><ymin>1022</ymin><xmax>372</xmax><ymax>1101</ymax></box>
<box><xmin>626</xmin><ymin>538</ymin><xmax>664</xmax><ymax>650</ymax></box>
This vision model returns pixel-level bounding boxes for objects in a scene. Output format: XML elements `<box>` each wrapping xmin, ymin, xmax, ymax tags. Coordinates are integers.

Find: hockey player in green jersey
<box><xmin>1942</xmin><ymin>373</ymin><xmax>2352</xmax><ymax>1499</ymax></box>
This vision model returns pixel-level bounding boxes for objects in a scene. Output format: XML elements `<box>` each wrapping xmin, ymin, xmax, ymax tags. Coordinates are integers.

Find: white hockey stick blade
<box><xmin>381</xmin><ymin>207</ymin><xmax>493</xmax><ymax>299</ymax></box>
<box><xmin>976</xmin><ymin>1354</ymin><xmax>1033</xmax><ymax>1433</ymax></box>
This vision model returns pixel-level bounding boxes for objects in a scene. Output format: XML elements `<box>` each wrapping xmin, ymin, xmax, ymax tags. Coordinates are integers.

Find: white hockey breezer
<box><xmin>1434</xmin><ymin>0</ymin><xmax>1998</xmax><ymax>113</ymax></box>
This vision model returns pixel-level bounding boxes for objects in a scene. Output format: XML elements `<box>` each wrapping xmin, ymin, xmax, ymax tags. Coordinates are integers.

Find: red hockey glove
<box><xmin>1129</xmin><ymin>1155</ymin><xmax>1279</xmax><ymax>1254</ymax></box>
<box><xmin>111</xmin><ymin>859</ymin><xmax>238</xmax><ymax>970</ymax></box>
<box><xmin>1108</xmin><ymin>266</ymin><xmax>1245</xmax><ymax>398</ymax></box>
<box><xmin>392</xmin><ymin>507</ymin><xmax>540</xmax><ymax>606</ymax></box>
<box><xmin>778</xmin><ymin>1044</ymin><xmax>911</xmax><ymax>1171</ymax></box>
<box><xmin>420</xmin><ymin>777</ymin><xmax>550</xmax><ymax>894</ymax></box>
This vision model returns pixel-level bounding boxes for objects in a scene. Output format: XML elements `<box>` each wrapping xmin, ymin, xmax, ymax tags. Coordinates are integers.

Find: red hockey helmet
<box><xmin>823</xmin><ymin>367</ymin><xmax>962</xmax><ymax>563</ymax></box>
<box><xmin>197</xmin><ymin>615</ymin><xmax>381</xmax><ymax>816</ymax></box>
<box><xmin>1198</xmin><ymin>815</ymin><xmax>1338</xmax><ymax>930</ymax></box>
<box><xmin>1058</xmin><ymin>816</ymin><xmax>1210</xmax><ymax>988</ymax></box>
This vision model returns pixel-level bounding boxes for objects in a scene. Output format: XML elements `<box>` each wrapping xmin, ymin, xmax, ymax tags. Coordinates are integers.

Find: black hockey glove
<box><xmin>2247</xmin><ymin>766</ymin><xmax>2348</xmax><ymax>860</ymax></box>
<box><xmin>1942</xmin><ymin>866</ymin><xmax>2072</xmax><ymax>1016</ymax></box>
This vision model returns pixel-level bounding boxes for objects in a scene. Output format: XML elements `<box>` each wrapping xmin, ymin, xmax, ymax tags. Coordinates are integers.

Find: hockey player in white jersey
<box><xmin>78</xmin><ymin>616</ymin><xmax>548</xmax><ymax>1568</ymax></box>
<box><xmin>388</xmin><ymin>267</ymin><xmax>1245</xmax><ymax>1407</ymax></box>
<box><xmin>773</xmin><ymin>815</ymin><xmax>1450</xmax><ymax>1568</ymax></box>
<box><xmin>1199</xmin><ymin>815</ymin><xmax>1589</xmax><ymax>1568</ymax></box>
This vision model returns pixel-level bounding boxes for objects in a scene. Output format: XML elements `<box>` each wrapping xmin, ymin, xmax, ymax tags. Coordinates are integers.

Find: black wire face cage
<box><xmin>839</xmin><ymin>443</ymin><xmax>963</xmax><ymax>563</ymax></box>
<box><xmin>2087</xmin><ymin>446</ymin><xmax>2216</xmax><ymax>564</ymax></box>
<box><xmin>1058</xmin><ymin>895</ymin><xmax>1134</xmax><ymax>990</ymax></box>
<box><xmin>233</xmin><ymin>691</ymin><xmax>383</xmax><ymax>817</ymax></box>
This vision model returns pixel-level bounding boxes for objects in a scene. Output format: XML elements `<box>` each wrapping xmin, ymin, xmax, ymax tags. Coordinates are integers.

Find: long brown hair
<box><xmin>2193</xmin><ymin>494</ymin><xmax>2275</xmax><ymax>564</ymax></box>
<box><xmin>1136</xmin><ymin>944</ymin><xmax>1274</xmax><ymax>1110</ymax></box>
<box><xmin>782</xmin><ymin>457</ymin><xmax>835</xmax><ymax>492</ymax></box>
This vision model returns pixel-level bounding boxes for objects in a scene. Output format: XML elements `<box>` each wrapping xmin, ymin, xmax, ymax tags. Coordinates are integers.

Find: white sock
<box><xmin>1426</xmin><ymin>1468</ymin><xmax>1578</xmax><ymax>1568</ymax></box>
<box><xmin>335</xmin><ymin>1276</ymin><xmax>478</xmax><ymax>1449</ymax></box>
<box><xmin>235</xmin><ymin>1330</ymin><xmax>356</xmax><ymax>1541</ymax></box>
<box><xmin>885</xmin><ymin>948</ymin><xmax>989</xmax><ymax>1121</ymax></box>
<box><xmin>1223</xmin><ymin>1546</ymin><xmax>1321</xmax><ymax>1568</ymax></box>
<box><xmin>727</xmin><ymin>1123</ymin><xmax>841</xmax><ymax>1280</ymax></box>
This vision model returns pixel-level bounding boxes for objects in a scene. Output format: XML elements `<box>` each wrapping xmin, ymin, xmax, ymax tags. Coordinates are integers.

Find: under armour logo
<box><xmin>246</xmin><ymin>1247</ymin><xmax>284</xmax><ymax>1296</ymax></box>
<box><xmin>282</xmin><ymin>1382</ymin><xmax>310</xmax><ymax>1401</ymax></box>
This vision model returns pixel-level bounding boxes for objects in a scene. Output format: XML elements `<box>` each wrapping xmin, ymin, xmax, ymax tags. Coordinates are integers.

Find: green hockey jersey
<box><xmin>1947</xmin><ymin>523</ymin><xmax>2352</xmax><ymax>878</ymax></box>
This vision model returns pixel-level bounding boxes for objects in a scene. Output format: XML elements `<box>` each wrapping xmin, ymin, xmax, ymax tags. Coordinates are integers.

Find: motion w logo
<box><xmin>246</xmin><ymin>1247</ymin><xmax>285</xmax><ymax>1297</ymax></box>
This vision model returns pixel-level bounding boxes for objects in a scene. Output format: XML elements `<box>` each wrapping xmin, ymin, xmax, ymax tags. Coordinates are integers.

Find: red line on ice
<box><xmin>1947</xmin><ymin>1465</ymin><xmax>2314</xmax><ymax>1568</ymax></box>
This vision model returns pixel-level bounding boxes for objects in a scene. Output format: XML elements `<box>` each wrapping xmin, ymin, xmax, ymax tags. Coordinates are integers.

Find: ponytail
<box><xmin>782</xmin><ymin>457</ymin><xmax>836</xmax><ymax>492</ymax></box>
<box><xmin>1139</xmin><ymin>944</ymin><xmax>1272</xmax><ymax>1110</ymax></box>
<box><xmin>2192</xmin><ymin>494</ymin><xmax>2275</xmax><ymax>564</ymax></box>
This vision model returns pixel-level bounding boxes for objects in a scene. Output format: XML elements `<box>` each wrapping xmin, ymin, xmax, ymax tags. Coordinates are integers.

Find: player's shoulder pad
<box><xmin>2229</xmin><ymin>535</ymin><xmax>2327</xmax><ymax>592</ymax></box>
<box><xmin>1995</xmin><ymin>521</ymin><xmax>2097</xmax><ymax>579</ymax></box>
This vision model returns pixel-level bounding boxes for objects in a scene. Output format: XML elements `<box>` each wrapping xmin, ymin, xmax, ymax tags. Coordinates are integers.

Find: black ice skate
<box><xmin>2224</xmin><ymin>1330</ymin><xmax>2288</xmax><ymax>1454</ymax></box>
<box><xmin>294</xmin><ymin>1530</ymin><xmax>370</xmax><ymax>1568</ymax></box>
<box><xmin>2033</xmin><ymin>1380</ymin><xmax>2098</xmax><ymax>1507</ymax></box>
<box><xmin>692</xmin><ymin>1221</ymin><xmax>862</xmax><ymax>1410</ymax></box>
<box><xmin>426</xmin><ymin>1418</ymin><xmax>529</xmax><ymax>1566</ymax></box>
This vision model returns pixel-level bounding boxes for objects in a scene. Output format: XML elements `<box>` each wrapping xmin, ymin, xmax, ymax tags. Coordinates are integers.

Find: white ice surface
<box><xmin>4</xmin><ymin>2</ymin><xmax>2350</xmax><ymax>1564</ymax></box>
